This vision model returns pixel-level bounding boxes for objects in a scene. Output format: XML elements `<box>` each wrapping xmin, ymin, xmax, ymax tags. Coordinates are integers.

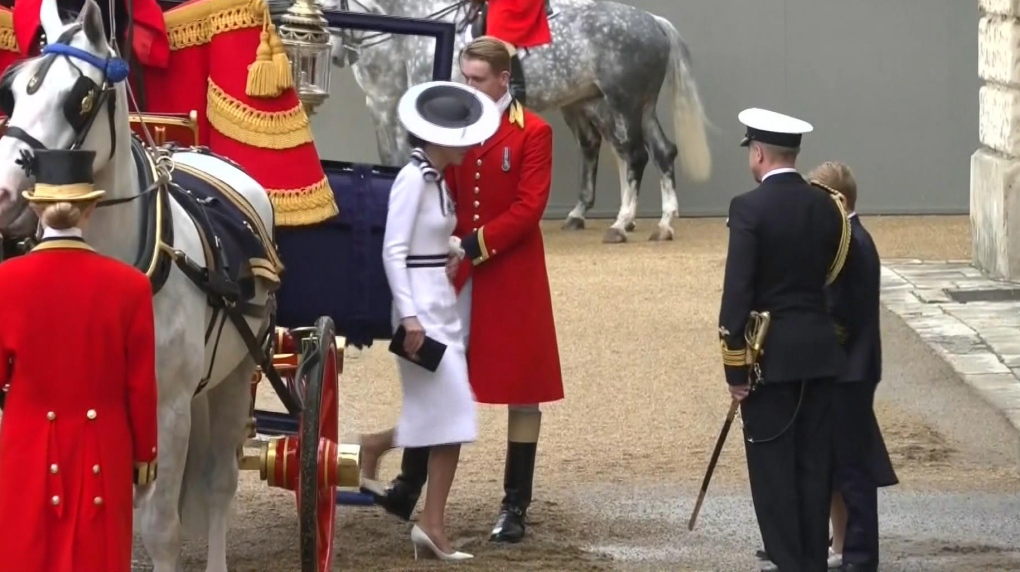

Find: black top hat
<box><xmin>22</xmin><ymin>149</ymin><xmax>106</xmax><ymax>202</ymax></box>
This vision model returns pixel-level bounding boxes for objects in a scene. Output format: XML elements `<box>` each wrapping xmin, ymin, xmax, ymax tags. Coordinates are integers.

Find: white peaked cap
<box><xmin>738</xmin><ymin>108</ymin><xmax>814</xmax><ymax>148</ymax></box>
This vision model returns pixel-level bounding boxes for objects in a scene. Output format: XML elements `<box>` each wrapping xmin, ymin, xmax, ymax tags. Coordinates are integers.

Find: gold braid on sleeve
<box><xmin>719</xmin><ymin>328</ymin><xmax>750</xmax><ymax>367</ymax></box>
<box><xmin>809</xmin><ymin>181</ymin><xmax>852</xmax><ymax>286</ymax></box>
<box><xmin>134</xmin><ymin>461</ymin><xmax>158</xmax><ymax>486</ymax></box>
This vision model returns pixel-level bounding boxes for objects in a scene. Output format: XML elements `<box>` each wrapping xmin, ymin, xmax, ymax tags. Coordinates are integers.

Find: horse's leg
<box><xmin>139</xmin><ymin>366</ymin><xmax>199</xmax><ymax>572</ymax></box>
<box><xmin>204</xmin><ymin>360</ymin><xmax>258</xmax><ymax>572</ymax></box>
<box><xmin>560</xmin><ymin>104</ymin><xmax>602</xmax><ymax>231</ymax></box>
<box><xmin>643</xmin><ymin>112</ymin><xmax>680</xmax><ymax>241</ymax></box>
<box><xmin>366</xmin><ymin>95</ymin><xmax>408</xmax><ymax>166</ymax></box>
<box><xmin>599</xmin><ymin>101</ymin><xmax>649</xmax><ymax>244</ymax></box>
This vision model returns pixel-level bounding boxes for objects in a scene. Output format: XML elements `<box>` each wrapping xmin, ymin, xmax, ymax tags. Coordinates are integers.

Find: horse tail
<box><xmin>653</xmin><ymin>14</ymin><xmax>712</xmax><ymax>183</ymax></box>
<box><xmin>179</xmin><ymin>394</ymin><xmax>211</xmax><ymax>539</ymax></box>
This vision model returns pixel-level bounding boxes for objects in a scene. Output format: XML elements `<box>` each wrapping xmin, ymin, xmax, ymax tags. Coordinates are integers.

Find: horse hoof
<box><xmin>648</xmin><ymin>227</ymin><xmax>674</xmax><ymax>241</ymax></box>
<box><xmin>561</xmin><ymin>217</ymin><xmax>585</xmax><ymax>231</ymax></box>
<box><xmin>602</xmin><ymin>227</ymin><xmax>628</xmax><ymax>244</ymax></box>
<box><xmin>625</xmin><ymin>221</ymin><xmax>637</xmax><ymax>232</ymax></box>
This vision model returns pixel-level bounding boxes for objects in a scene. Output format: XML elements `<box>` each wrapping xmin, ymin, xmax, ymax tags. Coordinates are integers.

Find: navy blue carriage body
<box><xmin>275</xmin><ymin>161</ymin><xmax>398</xmax><ymax>348</ymax></box>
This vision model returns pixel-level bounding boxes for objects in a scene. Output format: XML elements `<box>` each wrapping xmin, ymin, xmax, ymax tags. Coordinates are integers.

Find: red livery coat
<box><xmin>446</xmin><ymin>103</ymin><xmax>563</xmax><ymax>405</ymax></box>
<box><xmin>484</xmin><ymin>0</ymin><xmax>552</xmax><ymax>49</ymax></box>
<box><xmin>0</xmin><ymin>239</ymin><xmax>158</xmax><ymax>572</ymax></box>
<box><xmin>13</xmin><ymin>0</ymin><xmax>169</xmax><ymax>67</ymax></box>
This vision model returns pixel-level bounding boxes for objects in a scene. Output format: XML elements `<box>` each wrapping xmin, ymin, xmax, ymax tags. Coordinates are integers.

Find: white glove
<box><xmin>448</xmin><ymin>236</ymin><xmax>466</xmax><ymax>260</ymax></box>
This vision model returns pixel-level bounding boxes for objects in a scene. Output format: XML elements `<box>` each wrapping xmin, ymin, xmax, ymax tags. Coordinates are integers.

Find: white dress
<box><xmin>382</xmin><ymin>156</ymin><xmax>478</xmax><ymax>448</ymax></box>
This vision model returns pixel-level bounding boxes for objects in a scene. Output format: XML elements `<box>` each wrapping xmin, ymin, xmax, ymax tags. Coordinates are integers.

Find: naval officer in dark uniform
<box><xmin>809</xmin><ymin>161</ymin><xmax>898</xmax><ymax>572</ymax></box>
<box><xmin>719</xmin><ymin>108</ymin><xmax>851</xmax><ymax>572</ymax></box>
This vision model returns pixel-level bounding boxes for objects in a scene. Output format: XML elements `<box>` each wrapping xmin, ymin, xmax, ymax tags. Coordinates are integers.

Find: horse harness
<box><xmin>0</xmin><ymin>31</ymin><xmax>301</xmax><ymax>413</ymax></box>
<box><xmin>0</xmin><ymin>25</ymin><xmax>129</xmax><ymax>176</ymax></box>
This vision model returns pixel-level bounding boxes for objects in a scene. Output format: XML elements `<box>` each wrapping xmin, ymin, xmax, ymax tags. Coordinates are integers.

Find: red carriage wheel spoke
<box><xmin>296</xmin><ymin>317</ymin><xmax>340</xmax><ymax>572</ymax></box>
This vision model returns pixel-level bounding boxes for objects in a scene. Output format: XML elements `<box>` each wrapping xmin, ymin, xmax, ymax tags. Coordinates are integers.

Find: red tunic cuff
<box><xmin>461</xmin><ymin>228</ymin><xmax>491</xmax><ymax>265</ymax></box>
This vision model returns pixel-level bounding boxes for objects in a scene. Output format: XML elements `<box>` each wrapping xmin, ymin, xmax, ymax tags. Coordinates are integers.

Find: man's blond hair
<box><xmin>809</xmin><ymin>161</ymin><xmax>858</xmax><ymax>211</ymax></box>
<box><xmin>460</xmin><ymin>36</ymin><xmax>512</xmax><ymax>74</ymax></box>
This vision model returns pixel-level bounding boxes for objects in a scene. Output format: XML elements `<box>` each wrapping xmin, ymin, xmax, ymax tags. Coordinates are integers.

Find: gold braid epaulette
<box><xmin>809</xmin><ymin>181</ymin><xmax>852</xmax><ymax>286</ymax></box>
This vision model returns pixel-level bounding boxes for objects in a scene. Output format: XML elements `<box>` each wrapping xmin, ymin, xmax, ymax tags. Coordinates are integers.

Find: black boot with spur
<box><xmin>490</xmin><ymin>441</ymin><xmax>537</xmax><ymax>543</ymax></box>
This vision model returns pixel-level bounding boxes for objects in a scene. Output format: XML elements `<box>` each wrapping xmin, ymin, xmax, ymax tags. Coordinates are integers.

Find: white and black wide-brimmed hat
<box><xmin>398</xmin><ymin>81</ymin><xmax>501</xmax><ymax>148</ymax></box>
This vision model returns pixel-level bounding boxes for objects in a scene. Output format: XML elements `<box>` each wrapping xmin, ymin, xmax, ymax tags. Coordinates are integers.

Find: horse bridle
<box><xmin>0</xmin><ymin>24</ymin><xmax>130</xmax><ymax>202</ymax></box>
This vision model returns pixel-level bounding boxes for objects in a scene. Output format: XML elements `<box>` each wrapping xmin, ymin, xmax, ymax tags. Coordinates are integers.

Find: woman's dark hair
<box><xmin>407</xmin><ymin>133</ymin><xmax>429</xmax><ymax>149</ymax></box>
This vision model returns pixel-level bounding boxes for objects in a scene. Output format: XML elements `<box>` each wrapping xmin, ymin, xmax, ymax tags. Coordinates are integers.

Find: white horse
<box><xmin>327</xmin><ymin>0</ymin><xmax>712</xmax><ymax>243</ymax></box>
<box><xmin>0</xmin><ymin>0</ymin><xmax>277</xmax><ymax>570</ymax></box>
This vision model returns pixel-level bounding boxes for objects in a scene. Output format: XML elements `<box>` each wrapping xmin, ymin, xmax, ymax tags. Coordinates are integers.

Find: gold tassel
<box><xmin>269</xmin><ymin>24</ymin><xmax>292</xmax><ymax>90</ymax></box>
<box><xmin>246</xmin><ymin>6</ymin><xmax>281</xmax><ymax>98</ymax></box>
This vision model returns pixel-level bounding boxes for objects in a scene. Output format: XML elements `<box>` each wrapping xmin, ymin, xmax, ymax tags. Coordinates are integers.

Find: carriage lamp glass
<box><xmin>277</xmin><ymin>0</ymin><xmax>332</xmax><ymax>115</ymax></box>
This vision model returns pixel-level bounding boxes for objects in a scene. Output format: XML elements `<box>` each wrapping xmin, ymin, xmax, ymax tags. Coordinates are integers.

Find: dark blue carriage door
<box><xmin>274</xmin><ymin>12</ymin><xmax>457</xmax><ymax>349</ymax></box>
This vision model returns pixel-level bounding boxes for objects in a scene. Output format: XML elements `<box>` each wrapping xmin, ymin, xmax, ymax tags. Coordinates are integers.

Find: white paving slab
<box><xmin>882</xmin><ymin>258</ymin><xmax>1020</xmax><ymax>436</ymax></box>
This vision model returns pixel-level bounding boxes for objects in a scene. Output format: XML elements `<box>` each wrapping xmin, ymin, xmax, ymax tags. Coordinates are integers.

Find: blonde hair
<box><xmin>31</xmin><ymin>200</ymin><xmax>97</xmax><ymax>230</ymax></box>
<box><xmin>809</xmin><ymin>161</ymin><xmax>858</xmax><ymax>211</ymax></box>
<box><xmin>460</xmin><ymin>36</ymin><xmax>512</xmax><ymax>74</ymax></box>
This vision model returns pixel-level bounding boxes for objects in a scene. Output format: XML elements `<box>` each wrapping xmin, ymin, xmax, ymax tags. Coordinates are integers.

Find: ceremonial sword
<box><xmin>687</xmin><ymin>310</ymin><xmax>771</xmax><ymax>531</ymax></box>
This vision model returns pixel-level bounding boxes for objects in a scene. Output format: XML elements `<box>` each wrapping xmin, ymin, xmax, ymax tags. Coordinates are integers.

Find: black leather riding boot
<box><xmin>490</xmin><ymin>409</ymin><xmax>541</xmax><ymax>543</ymax></box>
<box><xmin>490</xmin><ymin>441</ymin><xmax>537</xmax><ymax>542</ymax></box>
<box><xmin>509</xmin><ymin>52</ymin><xmax>527</xmax><ymax>107</ymax></box>
<box><xmin>372</xmin><ymin>446</ymin><xmax>430</xmax><ymax>521</ymax></box>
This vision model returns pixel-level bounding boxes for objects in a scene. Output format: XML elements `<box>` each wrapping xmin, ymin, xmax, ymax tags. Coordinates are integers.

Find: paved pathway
<box><xmin>571</xmin><ymin>304</ymin><xmax>1020</xmax><ymax>571</ymax></box>
<box><xmin>881</xmin><ymin>259</ymin><xmax>1020</xmax><ymax>446</ymax></box>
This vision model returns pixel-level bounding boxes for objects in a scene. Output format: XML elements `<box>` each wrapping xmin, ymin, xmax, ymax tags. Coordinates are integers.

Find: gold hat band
<box><xmin>22</xmin><ymin>182</ymin><xmax>106</xmax><ymax>203</ymax></box>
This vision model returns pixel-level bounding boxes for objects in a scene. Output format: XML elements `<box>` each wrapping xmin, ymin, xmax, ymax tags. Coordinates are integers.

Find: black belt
<box><xmin>406</xmin><ymin>254</ymin><xmax>447</xmax><ymax>268</ymax></box>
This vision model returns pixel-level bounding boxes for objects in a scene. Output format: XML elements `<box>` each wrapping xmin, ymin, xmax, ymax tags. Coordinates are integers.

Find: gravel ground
<box><xmin>133</xmin><ymin>215</ymin><xmax>1020</xmax><ymax>571</ymax></box>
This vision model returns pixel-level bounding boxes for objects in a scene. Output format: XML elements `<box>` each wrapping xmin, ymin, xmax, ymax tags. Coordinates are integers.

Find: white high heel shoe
<box><xmin>410</xmin><ymin>524</ymin><xmax>473</xmax><ymax>561</ymax></box>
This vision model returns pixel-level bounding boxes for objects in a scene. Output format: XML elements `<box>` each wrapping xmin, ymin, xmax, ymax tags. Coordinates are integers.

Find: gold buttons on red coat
<box><xmin>476</xmin><ymin>159</ymin><xmax>482</xmax><ymax>167</ymax></box>
<box><xmin>86</xmin><ymin>409</ymin><xmax>97</xmax><ymax>420</ymax></box>
<box><xmin>49</xmin><ymin>464</ymin><xmax>58</xmax><ymax>474</ymax></box>
<box><xmin>473</xmin><ymin>200</ymin><xmax>479</xmax><ymax>207</ymax></box>
<box><xmin>93</xmin><ymin>497</ymin><xmax>103</xmax><ymax>506</ymax></box>
<box><xmin>473</xmin><ymin>186</ymin><xmax>479</xmax><ymax>194</ymax></box>
<box><xmin>474</xmin><ymin>172</ymin><xmax>480</xmax><ymax>180</ymax></box>
<box><xmin>92</xmin><ymin>464</ymin><xmax>100</xmax><ymax>474</ymax></box>
<box><xmin>472</xmin><ymin>214</ymin><xmax>480</xmax><ymax>221</ymax></box>
<box><xmin>46</xmin><ymin>412</ymin><xmax>55</xmax><ymax>421</ymax></box>
<box><xmin>51</xmin><ymin>496</ymin><xmax>59</xmax><ymax>506</ymax></box>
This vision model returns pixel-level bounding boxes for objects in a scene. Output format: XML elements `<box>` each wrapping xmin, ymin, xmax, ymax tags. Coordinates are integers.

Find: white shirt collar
<box><xmin>42</xmin><ymin>227</ymin><xmax>83</xmax><ymax>239</ymax></box>
<box><xmin>761</xmin><ymin>167</ymin><xmax>799</xmax><ymax>181</ymax></box>
<box><xmin>496</xmin><ymin>90</ymin><xmax>512</xmax><ymax>115</ymax></box>
<box><xmin>848</xmin><ymin>211</ymin><xmax>858</xmax><ymax>219</ymax></box>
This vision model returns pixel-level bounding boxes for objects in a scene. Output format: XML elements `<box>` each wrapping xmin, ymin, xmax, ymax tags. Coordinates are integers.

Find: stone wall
<box><xmin>974</xmin><ymin>0</ymin><xmax>1020</xmax><ymax>279</ymax></box>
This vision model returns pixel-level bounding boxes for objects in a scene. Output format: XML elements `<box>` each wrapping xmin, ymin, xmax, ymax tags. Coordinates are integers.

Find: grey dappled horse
<box><xmin>327</xmin><ymin>0</ymin><xmax>712</xmax><ymax>242</ymax></box>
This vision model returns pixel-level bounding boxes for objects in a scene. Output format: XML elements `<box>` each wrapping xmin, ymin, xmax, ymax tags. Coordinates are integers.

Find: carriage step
<box><xmin>336</xmin><ymin>491</ymin><xmax>376</xmax><ymax>506</ymax></box>
<box><xmin>253</xmin><ymin>409</ymin><xmax>299</xmax><ymax>436</ymax></box>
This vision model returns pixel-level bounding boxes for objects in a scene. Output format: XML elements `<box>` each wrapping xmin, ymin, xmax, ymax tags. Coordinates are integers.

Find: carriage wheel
<box><xmin>297</xmin><ymin>316</ymin><xmax>340</xmax><ymax>572</ymax></box>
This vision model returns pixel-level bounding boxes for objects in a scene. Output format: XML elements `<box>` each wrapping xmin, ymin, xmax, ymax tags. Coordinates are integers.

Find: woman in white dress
<box><xmin>358</xmin><ymin>80</ymin><xmax>500</xmax><ymax>561</ymax></box>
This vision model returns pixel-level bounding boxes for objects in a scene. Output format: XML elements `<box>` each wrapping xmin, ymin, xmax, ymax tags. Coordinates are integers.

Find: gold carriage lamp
<box><xmin>277</xmin><ymin>0</ymin><xmax>333</xmax><ymax>116</ymax></box>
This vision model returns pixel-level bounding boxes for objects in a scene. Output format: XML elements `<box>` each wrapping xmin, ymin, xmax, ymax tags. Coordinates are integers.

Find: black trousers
<box><xmin>742</xmin><ymin>377</ymin><xmax>834</xmax><ymax>572</ymax></box>
<box><xmin>832</xmin><ymin>381</ymin><xmax>895</xmax><ymax>570</ymax></box>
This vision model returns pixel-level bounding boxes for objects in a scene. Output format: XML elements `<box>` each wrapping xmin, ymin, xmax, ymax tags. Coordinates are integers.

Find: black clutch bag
<box><xmin>388</xmin><ymin>325</ymin><xmax>447</xmax><ymax>372</ymax></box>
